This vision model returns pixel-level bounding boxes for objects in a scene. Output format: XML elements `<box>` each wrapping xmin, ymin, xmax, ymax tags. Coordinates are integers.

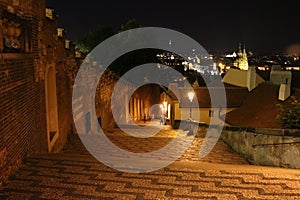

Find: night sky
<box><xmin>46</xmin><ymin>0</ymin><xmax>300</xmax><ymax>55</ymax></box>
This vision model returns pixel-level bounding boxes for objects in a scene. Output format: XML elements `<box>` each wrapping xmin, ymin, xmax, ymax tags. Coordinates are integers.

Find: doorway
<box><xmin>45</xmin><ymin>66</ymin><xmax>59</xmax><ymax>152</ymax></box>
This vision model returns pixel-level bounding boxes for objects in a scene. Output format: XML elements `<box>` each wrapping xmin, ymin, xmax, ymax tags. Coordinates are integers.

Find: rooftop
<box><xmin>225</xmin><ymin>82</ymin><xmax>300</xmax><ymax>128</ymax></box>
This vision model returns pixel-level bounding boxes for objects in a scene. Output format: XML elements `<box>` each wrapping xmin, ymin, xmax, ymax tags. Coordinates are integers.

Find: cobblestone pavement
<box><xmin>1</xmin><ymin>123</ymin><xmax>300</xmax><ymax>199</ymax></box>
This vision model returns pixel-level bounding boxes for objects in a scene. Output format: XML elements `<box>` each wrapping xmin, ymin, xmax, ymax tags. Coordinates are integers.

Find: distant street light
<box><xmin>187</xmin><ymin>91</ymin><xmax>195</xmax><ymax>136</ymax></box>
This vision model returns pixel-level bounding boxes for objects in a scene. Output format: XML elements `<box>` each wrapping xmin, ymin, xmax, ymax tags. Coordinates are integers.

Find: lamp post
<box><xmin>187</xmin><ymin>91</ymin><xmax>195</xmax><ymax>136</ymax></box>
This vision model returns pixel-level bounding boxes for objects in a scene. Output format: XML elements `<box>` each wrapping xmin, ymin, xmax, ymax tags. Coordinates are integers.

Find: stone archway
<box><xmin>45</xmin><ymin>65</ymin><xmax>59</xmax><ymax>152</ymax></box>
<box><xmin>129</xmin><ymin>84</ymin><xmax>161</xmax><ymax>122</ymax></box>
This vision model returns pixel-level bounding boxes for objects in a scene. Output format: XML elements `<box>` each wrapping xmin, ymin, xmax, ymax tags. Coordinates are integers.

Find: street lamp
<box><xmin>187</xmin><ymin>91</ymin><xmax>195</xmax><ymax>136</ymax></box>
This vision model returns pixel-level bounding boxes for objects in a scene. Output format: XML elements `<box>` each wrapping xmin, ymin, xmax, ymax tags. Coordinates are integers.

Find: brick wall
<box><xmin>0</xmin><ymin>54</ymin><xmax>47</xmax><ymax>188</ymax></box>
<box><xmin>0</xmin><ymin>0</ymin><xmax>163</xmax><ymax>188</ymax></box>
<box><xmin>36</xmin><ymin>3</ymin><xmax>78</xmax><ymax>152</ymax></box>
<box><xmin>52</xmin><ymin>46</ymin><xmax>77</xmax><ymax>152</ymax></box>
<box><xmin>0</xmin><ymin>0</ymin><xmax>48</xmax><ymax>187</ymax></box>
<box><xmin>0</xmin><ymin>0</ymin><xmax>45</xmax><ymax>18</ymax></box>
<box><xmin>52</xmin><ymin>70</ymin><xmax>73</xmax><ymax>152</ymax></box>
<box><xmin>0</xmin><ymin>0</ymin><xmax>78</xmax><ymax>188</ymax></box>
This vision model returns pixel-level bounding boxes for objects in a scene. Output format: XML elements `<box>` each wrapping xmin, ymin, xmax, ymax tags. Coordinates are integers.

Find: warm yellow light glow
<box><xmin>167</xmin><ymin>104</ymin><xmax>171</xmax><ymax>119</ymax></box>
<box><xmin>163</xmin><ymin>101</ymin><xmax>167</xmax><ymax>108</ymax></box>
<box><xmin>286</xmin><ymin>67</ymin><xmax>300</xmax><ymax>71</ymax></box>
<box><xmin>188</xmin><ymin>92</ymin><xmax>195</xmax><ymax>102</ymax></box>
<box><xmin>57</xmin><ymin>28</ymin><xmax>64</xmax><ymax>37</ymax></box>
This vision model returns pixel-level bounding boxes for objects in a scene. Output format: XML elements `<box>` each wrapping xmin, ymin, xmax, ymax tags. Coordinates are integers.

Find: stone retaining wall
<box><xmin>178</xmin><ymin>121</ymin><xmax>300</xmax><ymax>169</ymax></box>
<box><xmin>220</xmin><ymin>126</ymin><xmax>300</xmax><ymax>169</ymax></box>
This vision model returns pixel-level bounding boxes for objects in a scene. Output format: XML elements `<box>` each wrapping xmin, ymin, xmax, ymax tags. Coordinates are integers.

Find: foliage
<box><xmin>277</xmin><ymin>96</ymin><xmax>300</xmax><ymax>129</ymax></box>
<box><xmin>75</xmin><ymin>18</ymin><xmax>142</xmax><ymax>54</ymax></box>
<box><xmin>119</xmin><ymin>18</ymin><xmax>142</xmax><ymax>32</ymax></box>
<box><xmin>75</xmin><ymin>18</ymin><xmax>162</xmax><ymax>75</ymax></box>
<box><xmin>75</xmin><ymin>25</ymin><xmax>114</xmax><ymax>54</ymax></box>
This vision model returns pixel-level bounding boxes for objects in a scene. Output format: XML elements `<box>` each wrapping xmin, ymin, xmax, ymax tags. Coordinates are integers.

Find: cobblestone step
<box><xmin>1</xmin><ymin>126</ymin><xmax>300</xmax><ymax>199</ymax></box>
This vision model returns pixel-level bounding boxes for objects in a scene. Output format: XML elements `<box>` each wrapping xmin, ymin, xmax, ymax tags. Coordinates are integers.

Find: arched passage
<box><xmin>45</xmin><ymin>65</ymin><xmax>59</xmax><ymax>152</ymax></box>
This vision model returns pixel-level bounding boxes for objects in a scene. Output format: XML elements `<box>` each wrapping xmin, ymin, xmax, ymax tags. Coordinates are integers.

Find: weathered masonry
<box><xmin>0</xmin><ymin>0</ymin><xmax>79</xmax><ymax>188</ymax></box>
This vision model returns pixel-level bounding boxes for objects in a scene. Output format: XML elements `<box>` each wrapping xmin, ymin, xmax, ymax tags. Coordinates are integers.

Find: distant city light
<box><xmin>226</xmin><ymin>52</ymin><xmax>237</xmax><ymax>58</ymax></box>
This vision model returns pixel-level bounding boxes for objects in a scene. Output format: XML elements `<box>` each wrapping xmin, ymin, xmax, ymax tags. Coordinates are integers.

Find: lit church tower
<box><xmin>233</xmin><ymin>43</ymin><xmax>249</xmax><ymax>70</ymax></box>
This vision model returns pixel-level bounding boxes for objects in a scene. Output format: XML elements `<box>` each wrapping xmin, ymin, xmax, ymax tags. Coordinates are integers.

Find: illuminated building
<box><xmin>233</xmin><ymin>43</ymin><xmax>249</xmax><ymax>70</ymax></box>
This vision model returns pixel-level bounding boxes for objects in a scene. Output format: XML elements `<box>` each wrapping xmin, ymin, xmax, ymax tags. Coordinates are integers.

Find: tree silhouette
<box><xmin>76</xmin><ymin>18</ymin><xmax>143</xmax><ymax>54</ymax></box>
<box><xmin>119</xmin><ymin>18</ymin><xmax>142</xmax><ymax>32</ymax></box>
<box><xmin>76</xmin><ymin>25</ymin><xmax>114</xmax><ymax>54</ymax></box>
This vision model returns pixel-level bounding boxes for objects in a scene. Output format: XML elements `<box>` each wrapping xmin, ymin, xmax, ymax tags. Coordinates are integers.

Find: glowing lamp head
<box><xmin>188</xmin><ymin>91</ymin><xmax>195</xmax><ymax>102</ymax></box>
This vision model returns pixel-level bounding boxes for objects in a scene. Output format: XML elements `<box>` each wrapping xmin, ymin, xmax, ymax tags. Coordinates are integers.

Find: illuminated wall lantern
<box><xmin>65</xmin><ymin>40</ymin><xmax>70</xmax><ymax>49</ymax></box>
<box><xmin>45</xmin><ymin>8</ymin><xmax>55</xmax><ymax>20</ymax></box>
<box><xmin>57</xmin><ymin>28</ymin><xmax>64</xmax><ymax>37</ymax></box>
